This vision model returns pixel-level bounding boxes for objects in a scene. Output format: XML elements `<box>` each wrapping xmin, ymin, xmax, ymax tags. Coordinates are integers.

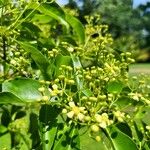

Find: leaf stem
<box><xmin>2</xmin><ymin>35</ymin><xmax>7</xmax><ymax>78</ymax></box>
<box><xmin>8</xmin><ymin>2</ymin><xmax>40</xmax><ymax>31</ymax></box>
<box><xmin>104</xmin><ymin>128</ymin><xmax>115</xmax><ymax>150</ymax></box>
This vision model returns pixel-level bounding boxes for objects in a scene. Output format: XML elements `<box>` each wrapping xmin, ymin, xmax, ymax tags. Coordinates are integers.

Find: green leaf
<box><xmin>0</xmin><ymin>126</ymin><xmax>11</xmax><ymax>150</ymax></box>
<box><xmin>20</xmin><ymin>22</ymin><xmax>41</xmax><ymax>37</ymax></box>
<box><xmin>114</xmin><ymin>96</ymin><xmax>133</xmax><ymax>109</ymax></box>
<box><xmin>71</xmin><ymin>55</ymin><xmax>83</xmax><ymax>91</ymax></box>
<box><xmin>116</xmin><ymin>123</ymin><xmax>132</xmax><ymax>138</ymax></box>
<box><xmin>39</xmin><ymin>105</ymin><xmax>60</xmax><ymax>124</ymax></box>
<box><xmin>42</xmin><ymin>126</ymin><xmax>57</xmax><ymax>150</ymax></box>
<box><xmin>29</xmin><ymin>113</ymin><xmax>41</xmax><ymax>149</ymax></box>
<box><xmin>53</xmin><ymin>125</ymin><xmax>80</xmax><ymax>150</ymax></box>
<box><xmin>18</xmin><ymin>41</ymin><xmax>52</xmax><ymax>80</ymax></box>
<box><xmin>2</xmin><ymin>78</ymin><xmax>43</xmax><ymax>102</ymax></box>
<box><xmin>133</xmin><ymin>121</ymin><xmax>143</xmax><ymax>142</ymax></box>
<box><xmin>107</xmin><ymin>81</ymin><xmax>124</xmax><ymax>94</ymax></box>
<box><xmin>143</xmin><ymin>142</ymin><xmax>150</xmax><ymax>150</ymax></box>
<box><xmin>107</xmin><ymin>126</ymin><xmax>138</xmax><ymax>150</ymax></box>
<box><xmin>0</xmin><ymin>125</ymin><xmax>7</xmax><ymax>133</ymax></box>
<box><xmin>39</xmin><ymin>105</ymin><xmax>60</xmax><ymax>150</ymax></box>
<box><xmin>38</xmin><ymin>3</ymin><xmax>69</xmax><ymax>29</ymax></box>
<box><xmin>0</xmin><ymin>92</ymin><xmax>24</xmax><ymax>104</ymax></box>
<box><xmin>81</xmin><ymin>89</ymin><xmax>93</xmax><ymax>97</ymax></box>
<box><xmin>66</xmin><ymin>14</ymin><xmax>85</xmax><ymax>44</ymax></box>
<box><xmin>55</xmin><ymin>55</ymin><xmax>71</xmax><ymax>77</ymax></box>
<box><xmin>1</xmin><ymin>107</ymin><xmax>11</xmax><ymax>126</ymax></box>
<box><xmin>134</xmin><ymin>106</ymin><xmax>150</xmax><ymax>125</ymax></box>
<box><xmin>31</xmin><ymin>14</ymin><xmax>53</xmax><ymax>24</ymax></box>
<box><xmin>80</xmin><ymin>127</ymin><xmax>108</xmax><ymax>150</ymax></box>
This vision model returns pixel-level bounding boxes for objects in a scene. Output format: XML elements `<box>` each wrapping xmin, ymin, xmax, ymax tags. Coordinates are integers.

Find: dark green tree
<box><xmin>65</xmin><ymin>0</ymin><xmax>150</xmax><ymax>61</ymax></box>
<box><xmin>139</xmin><ymin>2</ymin><xmax>150</xmax><ymax>48</ymax></box>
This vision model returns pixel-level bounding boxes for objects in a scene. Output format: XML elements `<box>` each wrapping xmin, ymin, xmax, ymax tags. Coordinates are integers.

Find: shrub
<box><xmin>0</xmin><ymin>1</ymin><xmax>150</xmax><ymax>149</ymax></box>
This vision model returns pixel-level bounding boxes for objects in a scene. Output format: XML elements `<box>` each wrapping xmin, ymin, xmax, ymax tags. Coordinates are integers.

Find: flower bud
<box><xmin>38</xmin><ymin>87</ymin><xmax>45</xmax><ymax>92</ymax></box>
<box><xmin>91</xmin><ymin>124</ymin><xmax>99</xmax><ymax>132</ymax></box>
<box><xmin>89</xmin><ymin>97</ymin><xmax>97</xmax><ymax>102</ymax></box>
<box><xmin>42</xmin><ymin>96</ymin><xmax>49</xmax><ymax>101</ymax></box>
<box><xmin>95</xmin><ymin>136</ymin><xmax>101</xmax><ymax>142</ymax></box>
<box><xmin>62</xmin><ymin>109</ymin><xmax>67</xmax><ymax>114</ymax></box>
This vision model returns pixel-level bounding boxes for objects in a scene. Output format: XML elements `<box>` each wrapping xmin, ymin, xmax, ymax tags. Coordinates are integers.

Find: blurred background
<box><xmin>56</xmin><ymin>0</ymin><xmax>150</xmax><ymax>65</ymax></box>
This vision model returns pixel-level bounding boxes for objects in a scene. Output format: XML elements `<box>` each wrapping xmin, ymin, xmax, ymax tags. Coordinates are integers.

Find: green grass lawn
<box><xmin>129</xmin><ymin>63</ymin><xmax>150</xmax><ymax>75</ymax></box>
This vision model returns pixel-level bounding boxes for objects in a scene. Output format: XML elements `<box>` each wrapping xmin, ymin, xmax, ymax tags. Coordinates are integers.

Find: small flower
<box><xmin>85</xmin><ymin>75</ymin><xmax>92</xmax><ymax>80</ymax></box>
<box><xmin>68</xmin><ymin>47</ymin><xmax>74</xmax><ymax>52</ymax></box>
<box><xmin>38</xmin><ymin>87</ymin><xmax>45</xmax><ymax>92</ymax></box>
<box><xmin>84</xmin><ymin>116</ymin><xmax>91</xmax><ymax>121</ymax></box>
<box><xmin>67</xmin><ymin>80</ymin><xmax>75</xmax><ymax>85</ymax></box>
<box><xmin>128</xmin><ymin>92</ymin><xmax>142</xmax><ymax>101</ymax></box>
<box><xmin>146</xmin><ymin>126</ymin><xmax>150</xmax><ymax>131</ymax></box>
<box><xmin>54</xmin><ymin>79</ymin><xmax>59</xmax><ymax>83</ymax></box>
<box><xmin>91</xmin><ymin>124</ymin><xmax>99</xmax><ymax>132</ymax></box>
<box><xmin>126</xmin><ymin>52</ymin><xmax>132</xmax><ymax>56</ymax></box>
<box><xmin>89</xmin><ymin>97</ymin><xmax>97</xmax><ymax>102</ymax></box>
<box><xmin>58</xmin><ymin>75</ymin><xmax>65</xmax><ymax>80</ymax></box>
<box><xmin>66</xmin><ymin>102</ymin><xmax>86</xmax><ymax>121</ymax></box>
<box><xmin>62</xmin><ymin>109</ymin><xmax>67</xmax><ymax>114</ymax></box>
<box><xmin>66</xmin><ymin>66</ymin><xmax>73</xmax><ymax>71</ymax></box>
<box><xmin>81</xmin><ymin>96</ymin><xmax>88</xmax><ymax>101</ymax></box>
<box><xmin>42</xmin><ymin>96</ymin><xmax>49</xmax><ymax>101</ymax></box>
<box><xmin>98</xmin><ymin>95</ymin><xmax>106</xmax><ymax>100</ymax></box>
<box><xmin>10</xmin><ymin>59</ymin><xmax>17</xmax><ymax>65</ymax></box>
<box><xmin>99</xmin><ymin>121</ymin><xmax>107</xmax><ymax>128</ymax></box>
<box><xmin>67</xmin><ymin>111</ymin><xmax>74</xmax><ymax>118</ymax></box>
<box><xmin>52</xmin><ymin>84</ymin><xmax>58</xmax><ymax>90</ymax></box>
<box><xmin>145</xmin><ymin>99</ymin><xmax>150</xmax><ymax>105</ymax></box>
<box><xmin>95</xmin><ymin>113</ymin><xmax>111</xmax><ymax>128</ymax></box>
<box><xmin>95</xmin><ymin>136</ymin><xmax>101</xmax><ymax>142</ymax></box>
<box><xmin>114</xmin><ymin>111</ymin><xmax>125</xmax><ymax>122</ymax></box>
<box><xmin>69</xmin><ymin>101</ymin><xmax>76</xmax><ymax>107</ymax></box>
<box><xmin>77</xmin><ymin>113</ymin><xmax>85</xmax><ymax>121</ymax></box>
<box><xmin>49</xmin><ymin>84</ymin><xmax>62</xmax><ymax>96</ymax></box>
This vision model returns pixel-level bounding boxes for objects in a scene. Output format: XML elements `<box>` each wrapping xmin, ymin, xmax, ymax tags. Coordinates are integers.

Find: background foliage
<box><xmin>65</xmin><ymin>0</ymin><xmax>150</xmax><ymax>62</ymax></box>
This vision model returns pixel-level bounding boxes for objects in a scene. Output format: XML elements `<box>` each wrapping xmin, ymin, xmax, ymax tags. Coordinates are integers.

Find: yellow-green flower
<box><xmin>49</xmin><ymin>84</ymin><xmax>62</xmax><ymax>96</ymax></box>
<box><xmin>67</xmin><ymin>102</ymin><xmax>86</xmax><ymax>121</ymax></box>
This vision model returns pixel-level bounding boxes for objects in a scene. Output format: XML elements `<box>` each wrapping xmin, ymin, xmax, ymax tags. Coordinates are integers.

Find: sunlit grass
<box><xmin>129</xmin><ymin>63</ymin><xmax>150</xmax><ymax>75</ymax></box>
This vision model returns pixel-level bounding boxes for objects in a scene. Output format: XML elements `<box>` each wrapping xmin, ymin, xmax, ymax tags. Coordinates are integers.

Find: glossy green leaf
<box><xmin>55</xmin><ymin>55</ymin><xmax>71</xmax><ymax>77</ymax></box>
<box><xmin>20</xmin><ymin>22</ymin><xmax>41</xmax><ymax>37</ymax></box>
<box><xmin>18</xmin><ymin>41</ymin><xmax>52</xmax><ymax>80</ymax></box>
<box><xmin>143</xmin><ymin>143</ymin><xmax>150</xmax><ymax>150</ymax></box>
<box><xmin>114</xmin><ymin>96</ymin><xmax>133</xmax><ymax>109</ymax></box>
<box><xmin>38</xmin><ymin>3</ymin><xmax>69</xmax><ymax>29</ymax></box>
<box><xmin>71</xmin><ymin>55</ymin><xmax>83</xmax><ymax>91</ymax></box>
<box><xmin>2</xmin><ymin>78</ymin><xmax>42</xmax><ymax>102</ymax></box>
<box><xmin>39</xmin><ymin>105</ymin><xmax>60</xmax><ymax>124</ymax></box>
<box><xmin>29</xmin><ymin>113</ymin><xmax>41</xmax><ymax>149</ymax></box>
<box><xmin>53</xmin><ymin>125</ymin><xmax>80</xmax><ymax>150</ymax></box>
<box><xmin>134</xmin><ymin>106</ymin><xmax>150</xmax><ymax>125</ymax></box>
<box><xmin>31</xmin><ymin>14</ymin><xmax>53</xmax><ymax>24</ymax></box>
<box><xmin>0</xmin><ymin>92</ymin><xmax>24</xmax><ymax>104</ymax></box>
<box><xmin>107</xmin><ymin>126</ymin><xmax>138</xmax><ymax>150</ymax></box>
<box><xmin>107</xmin><ymin>81</ymin><xmax>124</xmax><ymax>94</ymax></box>
<box><xmin>66</xmin><ymin>14</ymin><xmax>85</xmax><ymax>44</ymax></box>
<box><xmin>39</xmin><ymin>105</ymin><xmax>60</xmax><ymax>150</ymax></box>
<box><xmin>80</xmin><ymin>127</ymin><xmax>108</xmax><ymax>150</ymax></box>
<box><xmin>42</xmin><ymin>126</ymin><xmax>57</xmax><ymax>150</ymax></box>
<box><xmin>0</xmin><ymin>126</ymin><xmax>11</xmax><ymax>150</ymax></box>
<box><xmin>116</xmin><ymin>123</ymin><xmax>132</xmax><ymax>138</ymax></box>
<box><xmin>81</xmin><ymin>89</ymin><xmax>93</xmax><ymax>97</ymax></box>
<box><xmin>0</xmin><ymin>125</ymin><xmax>7</xmax><ymax>133</ymax></box>
<box><xmin>133</xmin><ymin>121</ymin><xmax>143</xmax><ymax>142</ymax></box>
<box><xmin>1</xmin><ymin>107</ymin><xmax>11</xmax><ymax>126</ymax></box>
